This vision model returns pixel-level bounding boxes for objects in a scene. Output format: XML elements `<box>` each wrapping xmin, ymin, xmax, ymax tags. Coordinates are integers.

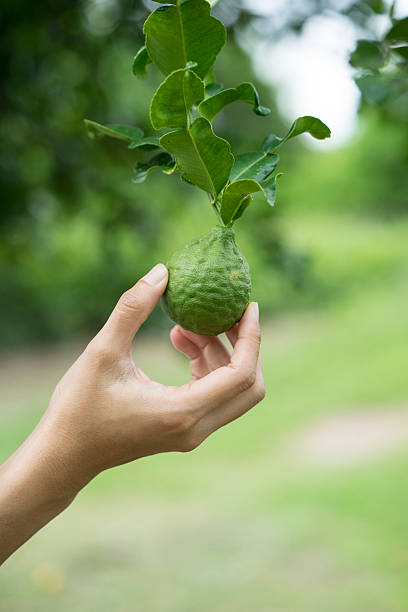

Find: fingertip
<box><xmin>142</xmin><ymin>263</ymin><xmax>168</xmax><ymax>287</ymax></box>
<box><xmin>241</xmin><ymin>301</ymin><xmax>258</xmax><ymax>321</ymax></box>
<box><xmin>230</xmin><ymin>301</ymin><xmax>261</xmax><ymax>368</ymax></box>
<box><xmin>170</xmin><ymin>326</ymin><xmax>201</xmax><ymax>359</ymax></box>
<box><xmin>176</xmin><ymin>327</ymin><xmax>203</xmax><ymax>343</ymax></box>
<box><xmin>226</xmin><ymin>303</ymin><xmax>257</xmax><ymax>347</ymax></box>
<box><xmin>242</xmin><ymin>302</ymin><xmax>260</xmax><ymax>330</ymax></box>
<box><xmin>169</xmin><ymin>324</ymin><xmax>182</xmax><ymax>344</ymax></box>
<box><xmin>233</xmin><ymin>301</ymin><xmax>259</xmax><ymax>332</ymax></box>
<box><xmin>175</xmin><ymin>325</ymin><xmax>189</xmax><ymax>336</ymax></box>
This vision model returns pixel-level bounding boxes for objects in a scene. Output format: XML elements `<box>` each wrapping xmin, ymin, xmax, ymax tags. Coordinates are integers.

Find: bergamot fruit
<box><xmin>162</xmin><ymin>226</ymin><xmax>251</xmax><ymax>336</ymax></box>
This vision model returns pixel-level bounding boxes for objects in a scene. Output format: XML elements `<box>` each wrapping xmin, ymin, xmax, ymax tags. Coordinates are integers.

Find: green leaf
<box><xmin>386</xmin><ymin>17</ymin><xmax>408</xmax><ymax>43</ymax></box>
<box><xmin>394</xmin><ymin>45</ymin><xmax>408</xmax><ymax>60</ymax></box>
<box><xmin>128</xmin><ymin>136</ymin><xmax>161</xmax><ymax>151</ymax></box>
<box><xmin>355</xmin><ymin>74</ymin><xmax>396</xmax><ymax>104</ymax></box>
<box><xmin>268</xmin><ymin>116</ymin><xmax>331</xmax><ymax>151</ymax></box>
<box><xmin>132</xmin><ymin>46</ymin><xmax>152</xmax><ymax>78</ymax></box>
<box><xmin>84</xmin><ymin>120</ymin><xmax>161</xmax><ymax>151</ymax></box>
<box><xmin>160</xmin><ymin>117</ymin><xmax>233</xmax><ymax>197</ymax></box>
<box><xmin>198</xmin><ymin>82</ymin><xmax>271</xmax><ymax>122</ymax></box>
<box><xmin>261</xmin><ymin>174</ymin><xmax>277</xmax><ymax>207</ymax></box>
<box><xmin>261</xmin><ymin>134</ymin><xmax>282</xmax><ymax>153</ymax></box>
<box><xmin>205</xmin><ymin>82</ymin><xmax>223</xmax><ymax>96</ymax></box>
<box><xmin>367</xmin><ymin>0</ymin><xmax>387</xmax><ymax>13</ymax></box>
<box><xmin>220</xmin><ymin>173</ymin><xmax>282</xmax><ymax>225</ymax></box>
<box><xmin>287</xmin><ymin>116</ymin><xmax>331</xmax><ymax>141</ymax></box>
<box><xmin>204</xmin><ymin>71</ymin><xmax>223</xmax><ymax>96</ymax></box>
<box><xmin>349</xmin><ymin>40</ymin><xmax>388</xmax><ymax>71</ymax></box>
<box><xmin>133</xmin><ymin>153</ymin><xmax>176</xmax><ymax>183</ymax></box>
<box><xmin>229</xmin><ymin>119</ymin><xmax>330</xmax><ymax>210</ymax></box>
<box><xmin>150</xmin><ymin>67</ymin><xmax>205</xmax><ymax>130</ymax></box>
<box><xmin>84</xmin><ymin>120</ymin><xmax>143</xmax><ymax>143</ymax></box>
<box><xmin>233</xmin><ymin>195</ymin><xmax>252</xmax><ymax>222</ymax></box>
<box><xmin>231</xmin><ymin>151</ymin><xmax>279</xmax><ymax>183</ymax></box>
<box><xmin>220</xmin><ymin>179</ymin><xmax>262</xmax><ymax>225</ymax></box>
<box><xmin>144</xmin><ymin>0</ymin><xmax>226</xmax><ymax>78</ymax></box>
<box><xmin>390</xmin><ymin>0</ymin><xmax>396</xmax><ymax>18</ymax></box>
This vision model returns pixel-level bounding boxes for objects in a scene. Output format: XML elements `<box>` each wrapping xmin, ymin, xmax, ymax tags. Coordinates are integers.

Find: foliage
<box><xmin>0</xmin><ymin>0</ymin><xmax>321</xmax><ymax>347</ymax></box>
<box><xmin>85</xmin><ymin>0</ymin><xmax>330</xmax><ymax>228</ymax></box>
<box><xmin>224</xmin><ymin>0</ymin><xmax>407</xmax><ymax>131</ymax></box>
<box><xmin>350</xmin><ymin>10</ymin><xmax>408</xmax><ymax>124</ymax></box>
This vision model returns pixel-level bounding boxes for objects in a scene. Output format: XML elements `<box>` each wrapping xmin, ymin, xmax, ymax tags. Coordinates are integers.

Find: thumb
<box><xmin>101</xmin><ymin>263</ymin><xmax>168</xmax><ymax>352</ymax></box>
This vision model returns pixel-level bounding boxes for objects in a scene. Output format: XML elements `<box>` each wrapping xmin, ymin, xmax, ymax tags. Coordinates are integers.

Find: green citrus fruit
<box><xmin>162</xmin><ymin>226</ymin><xmax>251</xmax><ymax>335</ymax></box>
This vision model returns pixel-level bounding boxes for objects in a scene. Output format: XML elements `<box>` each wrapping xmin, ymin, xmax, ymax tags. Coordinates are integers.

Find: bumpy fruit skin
<box><xmin>162</xmin><ymin>226</ymin><xmax>251</xmax><ymax>335</ymax></box>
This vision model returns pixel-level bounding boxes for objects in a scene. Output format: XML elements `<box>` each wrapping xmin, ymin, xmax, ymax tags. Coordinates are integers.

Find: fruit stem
<box><xmin>211</xmin><ymin>199</ymin><xmax>225</xmax><ymax>226</ymax></box>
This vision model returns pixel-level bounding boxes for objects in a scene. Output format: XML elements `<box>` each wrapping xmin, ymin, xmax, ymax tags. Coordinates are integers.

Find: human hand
<box><xmin>0</xmin><ymin>263</ymin><xmax>265</xmax><ymax>563</ymax></box>
<box><xmin>42</xmin><ymin>263</ymin><xmax>265</xmax><ymax>490</ymax></box>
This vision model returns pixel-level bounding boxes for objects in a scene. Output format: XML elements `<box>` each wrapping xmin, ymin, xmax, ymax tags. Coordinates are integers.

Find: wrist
<box><xmin>0</xmin><ymin>423</ymin><xmax>81</xmax><ymax>520</ymax></box>
<box><xmin>29</xmin><ymin>416</ymin><xmax>97</xmax><ymax>503</ymax></box>
<box><xmin>0</xmin><ymin>417</ymin><xmax>95</xmax><ymax>524</ymax></box>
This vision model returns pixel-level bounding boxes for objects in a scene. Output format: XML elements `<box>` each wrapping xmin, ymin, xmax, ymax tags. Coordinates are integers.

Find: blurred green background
<box><xmin>1</xmin><ymin>0</ymin><xmax>407</xmax><ymax>610</ymax></box>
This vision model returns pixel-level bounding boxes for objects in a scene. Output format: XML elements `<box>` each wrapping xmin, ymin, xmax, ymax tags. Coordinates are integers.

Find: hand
<box><xmin>44</xmin><ymin>263</ymin><xmax>265</xmax><ymax>479</ymax></box>
<box><xmin>0</xmin><ymin>263</ymin><xmax>265</xmax><ymax>563</ymax></box>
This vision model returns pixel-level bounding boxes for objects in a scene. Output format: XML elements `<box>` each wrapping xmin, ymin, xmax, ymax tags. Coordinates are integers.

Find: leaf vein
<box><xmin>188</xmin><ymin>125</ymin><xmax>216</xmax><ymax>197</ymax></box>
<box><xmin>176</xmin><ymin>3</ymin><xmax>188</xmax><ymax>67</ymax></box>
<box><xmin>234</xmin><ymin>152</ymin><xmax>267</xmax><ymax>181</ymax></box>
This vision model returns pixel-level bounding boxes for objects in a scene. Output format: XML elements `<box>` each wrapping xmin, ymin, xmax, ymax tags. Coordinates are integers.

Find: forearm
<box><xmin>0</xmin><ymin>421</ymin><xmax>89</xmax><ymax>565</ymax></box>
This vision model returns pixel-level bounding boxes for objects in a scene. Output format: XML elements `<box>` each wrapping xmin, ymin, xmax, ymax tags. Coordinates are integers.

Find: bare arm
<box><xmin>0</xmin><ymin>264</ymin><xmax>264</xmax><ymax>564</ymax></box>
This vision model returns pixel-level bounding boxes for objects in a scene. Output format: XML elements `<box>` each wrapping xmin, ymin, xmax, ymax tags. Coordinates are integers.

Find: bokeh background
<box><xmin>1</xmin><ymin>0</ymin><xmax>407</xmax><ymax>609</ymax></box>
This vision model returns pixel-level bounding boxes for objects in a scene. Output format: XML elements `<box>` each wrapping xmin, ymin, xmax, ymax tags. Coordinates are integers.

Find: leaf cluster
<box><xmin>350</xmin><ymin>11</ymin><xmax>408</xmax><ymax>122</ymax></box>
<box><xmin>85</xmin><ymin>0</ymin><xmax>330</xmax><ymax>227</ymax></box>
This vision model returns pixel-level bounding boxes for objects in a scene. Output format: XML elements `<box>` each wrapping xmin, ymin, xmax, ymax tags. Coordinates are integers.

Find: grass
<box><xmin>0</xmin><ymin>212</ymin><xmax>407</xmax><ymax>611</ymax></box>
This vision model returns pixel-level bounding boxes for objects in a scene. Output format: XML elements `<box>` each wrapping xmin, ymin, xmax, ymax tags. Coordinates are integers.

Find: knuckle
<box><xmin>178</xmin><ymin>432</ymin><xmax>204</xmax><ymax>453</ymax></box>
<box><xmin>86</xmin><ymin>339</ymin><xmax>116</xmax><ymax>366</ymax></box>
<box><xmin>243</xmin><ymin>329</ymin><xmax>261</xmax><ymax>348</ymax></box>
<box><xmin>237</xmin><ymin>368</ymin><xmax>257</xmax><ymax>392</ymax></box>
<box><xmin>252</xmin><ymin>327</ymin><xmax>261</xmax><ymax>346</ymax></box>
<box><xmin>158</xmin><ymin>410</ymin><xmax>181</xmax><ymax>432</ymax></box>
<box><xmin>161</xmin><ymin>409</ymin><xmax>196</xmax><ymax>436</ymax></box>
<box><xmin>118</xmin><ymin>289</ymin><xmax>143</xmax><ymax>316</ymax></box>
<box><xmin>253</xmin><ymin>380</ymin><xmax>266</xmax><ymax>403</ymax></box>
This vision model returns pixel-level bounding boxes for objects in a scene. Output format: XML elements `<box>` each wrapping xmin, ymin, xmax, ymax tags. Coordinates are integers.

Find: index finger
<box><xmin>188</xmin><ymin>302</ymin><xmax>261</xmax><ymax>409</ymax></box>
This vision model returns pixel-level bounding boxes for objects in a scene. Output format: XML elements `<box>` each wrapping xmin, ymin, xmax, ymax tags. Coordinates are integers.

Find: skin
<box><xmin>0</xmin><ymin>263</ymin><xmax>265</xmax><ymax>565</ymax></box>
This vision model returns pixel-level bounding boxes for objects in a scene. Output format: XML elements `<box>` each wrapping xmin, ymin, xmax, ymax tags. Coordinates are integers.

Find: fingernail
<box><xmin>252</xmin><ymin>302</ymin><xmax>259</xmax><ymax>319</ymax></box>
<box><xmin>143</xmin><ymin>263</ymin><xmax>167</xmax><ymax>286</ymax></box>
